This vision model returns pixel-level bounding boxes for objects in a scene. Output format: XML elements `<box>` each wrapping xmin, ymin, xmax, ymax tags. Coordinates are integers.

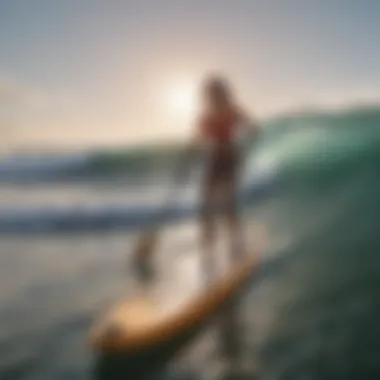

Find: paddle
<box><xmin>132</xmin><ymin>144</ymin><xmax>200</xmax><ymax>281</ymax></box>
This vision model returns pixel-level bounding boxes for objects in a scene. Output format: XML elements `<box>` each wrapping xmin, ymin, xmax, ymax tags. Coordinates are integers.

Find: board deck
<box><xmin>90</xmin><ymin>250</ymin><xmax>260</xmax><ymax>355</ymax></box>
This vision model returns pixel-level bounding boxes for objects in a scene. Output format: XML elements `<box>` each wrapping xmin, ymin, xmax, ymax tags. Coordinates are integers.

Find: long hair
<box><xmin>202</xmin><ymin>75</ymin><xmax>233</xmax><ymax>108</ymax></box>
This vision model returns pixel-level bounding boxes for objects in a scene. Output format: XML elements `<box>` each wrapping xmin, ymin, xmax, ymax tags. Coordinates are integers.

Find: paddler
<box><xmin>192</xmin><ymin>75</ymin><xmax>260</xmax><ymax>283</ymax></box>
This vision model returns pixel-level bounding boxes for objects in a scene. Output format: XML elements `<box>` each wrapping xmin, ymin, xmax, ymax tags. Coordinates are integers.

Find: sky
<box><xmin>1</xmin><ymin>0</ymin><xmax>380</xmax><ymax>150</ymax></box>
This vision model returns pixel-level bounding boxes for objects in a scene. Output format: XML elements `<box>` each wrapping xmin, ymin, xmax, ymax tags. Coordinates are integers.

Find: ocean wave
<box><xmin>1</xmin><ymin>104</ymin><xmax>379</xmax><ymax>183</ymax></box>
<box><xmin>0</xmin><ymin>145</ymin><xmax>185</xmax><ymax>182</ymax></box>
<box><xmin>0</xmin><ymin>172</ymin><xmax>276</xmax><ymax>234</ymax></box>
<box><xmin>0</xmin><ymin>104</ymin><xmax>379</xmax><ymax>233</ymax></box>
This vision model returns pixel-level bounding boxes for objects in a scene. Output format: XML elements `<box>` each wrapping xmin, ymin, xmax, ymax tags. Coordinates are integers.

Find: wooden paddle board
<box><xmin>90</xmin><ymin>248</ymin><xmax>261</xmax><ymax>355</ymax></box>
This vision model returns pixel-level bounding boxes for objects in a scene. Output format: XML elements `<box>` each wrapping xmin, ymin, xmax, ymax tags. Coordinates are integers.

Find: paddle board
<box><xmin>90</xmin><ymin>249</ymin><xmax>260</xmax><ymax>355</ymax></box>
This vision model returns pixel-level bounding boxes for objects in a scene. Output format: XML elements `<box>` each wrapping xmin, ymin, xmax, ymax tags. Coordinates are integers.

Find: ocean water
<box><xmin>0</xmin><ymin>106</ymin><xmax>380</xmax><ymax>380</ymax></box>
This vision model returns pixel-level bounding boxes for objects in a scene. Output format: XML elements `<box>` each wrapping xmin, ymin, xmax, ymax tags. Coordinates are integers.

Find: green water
<box><xmin>249</xmin><ymin>107</ymin><xmax>380</xmax><ymax>380</ymax></box>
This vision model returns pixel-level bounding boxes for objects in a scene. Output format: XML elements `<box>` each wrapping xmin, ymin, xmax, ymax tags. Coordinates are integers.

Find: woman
<box><xmin>193</xmin><ymin>75</ymin><xmax>260</xmax><ymax>283</ymax></box>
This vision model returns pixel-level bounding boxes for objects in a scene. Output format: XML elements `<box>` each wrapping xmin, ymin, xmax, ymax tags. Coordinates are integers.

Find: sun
<box><xmin>166</xmin><ymin>80</ymin><xmax>197</xmax><ymax>120</ymax></box>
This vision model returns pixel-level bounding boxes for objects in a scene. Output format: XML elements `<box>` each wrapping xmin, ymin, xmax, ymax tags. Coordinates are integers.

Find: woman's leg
<box><xmin>200</xmin><ymin>183</ymin><xmax>218</xmax><ymax>284</ymax></box>
<box><xmin>224</xmin><ymin>168</ymin><xmax>245</xmax><ymax>265</ymax></box>
<box><xmin>226</xmin><ymin>207</ymin><xmax>245</xmax><ymax>264</ymax></box>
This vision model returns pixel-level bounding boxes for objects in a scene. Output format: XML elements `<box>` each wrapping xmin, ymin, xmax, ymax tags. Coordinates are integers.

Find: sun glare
<box><xmin>166</xmin><ymin>80</ymin><xmax>197</xmax><ymax>120</ymax></box>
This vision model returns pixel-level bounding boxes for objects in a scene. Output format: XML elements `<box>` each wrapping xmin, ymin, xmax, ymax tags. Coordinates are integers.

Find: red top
<box><xmin>199</xmin><ymin>108</ymin><xmax>241</xmax><ymax>145</ymax></box>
